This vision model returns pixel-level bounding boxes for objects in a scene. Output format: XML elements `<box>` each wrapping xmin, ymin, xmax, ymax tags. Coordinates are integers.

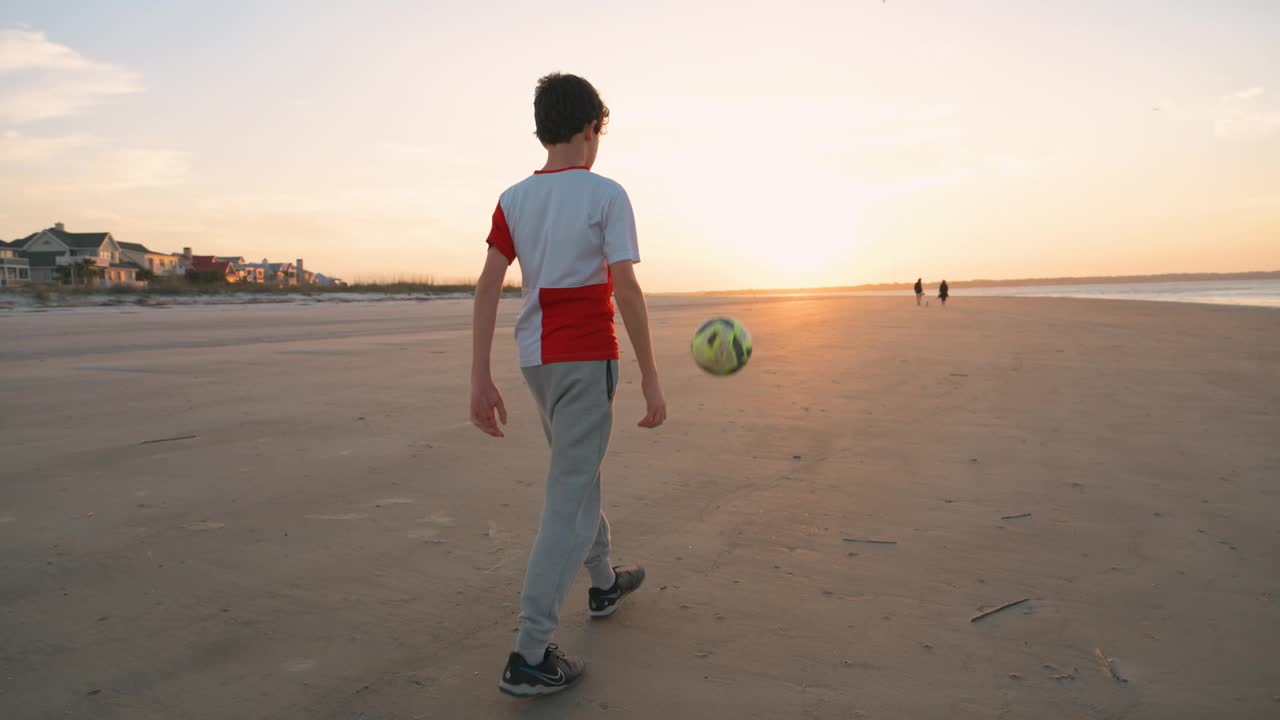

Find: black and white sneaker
<box><xmin>588</xmin><ymin>564</ymin><xmax>646</xmax><ymax>617</ymax></box>
<box><xmin>498</xmin><ymin>644</ymin><xmax>584</xmax><ymax>697</ymax></box>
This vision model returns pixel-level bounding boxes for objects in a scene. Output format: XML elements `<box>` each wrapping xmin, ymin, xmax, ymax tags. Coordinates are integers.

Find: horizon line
<box><xmin>668</xmin><ymin>269</ymin><xmax>1280</xmax><ymax>296</ymax></box>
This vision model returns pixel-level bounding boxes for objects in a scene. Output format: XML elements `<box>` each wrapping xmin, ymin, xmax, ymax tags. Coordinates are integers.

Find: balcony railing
<box><xmin>55</xmin><ymin>254</ymin><xmax>114</xmax><ymax>267</ymax></box>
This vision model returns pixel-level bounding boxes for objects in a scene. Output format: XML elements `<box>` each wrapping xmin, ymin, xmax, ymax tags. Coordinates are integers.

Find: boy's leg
<box><xmin>515</xmin><ymin>360</ymin><xmax>614</xmax><ymax>665</ymax></box>
<box><xmin>583</xmin><ymin>510</ymin><xmax>615</xmax><ymax>590</ymax></box>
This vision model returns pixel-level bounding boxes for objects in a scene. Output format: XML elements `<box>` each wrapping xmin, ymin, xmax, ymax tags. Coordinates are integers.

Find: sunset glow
<box><xmin>2</xmin><ymin>1</ymin><xmax>1278</xmax><ymax>291</ymax></box>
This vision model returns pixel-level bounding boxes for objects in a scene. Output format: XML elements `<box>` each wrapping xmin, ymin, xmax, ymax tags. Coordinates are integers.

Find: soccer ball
<box><xmin>691</xmin><ymin>317</ymin><xmax>752</xmax><ymax>375</ymax></box>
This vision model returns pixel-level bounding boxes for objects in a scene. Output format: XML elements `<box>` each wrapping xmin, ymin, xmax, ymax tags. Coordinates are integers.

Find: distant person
<box><xmin>469</xmin><ymin>73</ymin><xmax>665</xmax><ymax>698</ymax></box>
<box><xmin>939</xmin><ymin>279</ymin><xmax>950</xmax><ymax>307</ymax></box>
<box><xmin>914</xmin><ymin>278</ymin><xmax>924</xmax><ymax>306</ymax></box>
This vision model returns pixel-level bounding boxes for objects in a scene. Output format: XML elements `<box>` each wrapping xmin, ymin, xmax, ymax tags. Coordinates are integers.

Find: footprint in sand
<box><xmin>183</xmin><ymin>521</ymin><xmax>225</xmax><ymax>531</ymax></box>
<box><xmin>305</xmin><ymin>513</ymin><xmax>369</xmax><ymax>521</ymax></box>
<box><xmin>409</xmin><ymin>511</ymin><xmax>456</xmax><ymax>542</ymax></box>
<box><xmin>420</xmin><ymin>512</ymin><xmax>455</xmax><ymax>527</ymax></box>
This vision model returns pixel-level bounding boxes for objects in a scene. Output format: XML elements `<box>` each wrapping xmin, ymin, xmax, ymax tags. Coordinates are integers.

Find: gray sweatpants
<box><xmin>515</xmin><ymin>359</ymin><xmax>619</xmax><ymax>665</ymax></box>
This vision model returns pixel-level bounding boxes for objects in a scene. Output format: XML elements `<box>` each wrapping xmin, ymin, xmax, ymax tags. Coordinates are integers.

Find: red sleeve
<box><xmin>485</xmin><ymin>201</ymin><xmax>515</xmax><ymax>264</ymax></box>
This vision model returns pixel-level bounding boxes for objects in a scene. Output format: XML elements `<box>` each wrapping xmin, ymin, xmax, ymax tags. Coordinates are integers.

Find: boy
<box><xmin>469</xmin><ymin>72</ymin><xmax>667</xmax><ymax>698</ymax></box>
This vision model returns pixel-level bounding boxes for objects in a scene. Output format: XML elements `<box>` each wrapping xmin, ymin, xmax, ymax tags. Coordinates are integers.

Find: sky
<box><xmin>1</xmin><ymin>1</ymin><xmax>1278</xmax><ymax>291</ymax></box>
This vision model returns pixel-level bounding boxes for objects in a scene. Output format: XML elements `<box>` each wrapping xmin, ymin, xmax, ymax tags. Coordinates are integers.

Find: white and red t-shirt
<box><xmin>486</xmin><ymin>166</ymin><xmax>640</xmax><ymax>367</ymax></box>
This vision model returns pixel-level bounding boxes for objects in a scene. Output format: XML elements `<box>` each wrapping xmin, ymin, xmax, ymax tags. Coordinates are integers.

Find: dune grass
<box><xmin>4</xmin><ymin>277</ymin><xmax>521</xmax><ymax>307</ymax></box>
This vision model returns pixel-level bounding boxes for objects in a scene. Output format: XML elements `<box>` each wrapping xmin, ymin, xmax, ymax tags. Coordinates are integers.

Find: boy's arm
<box><xmin>470</xmin><ymin>246</ymin><xmax>510</xmax><ymax>437</ymax></box>
<box><xmin>611</xmin><ymin>260</ymin><xmax>666</xmax><ymax>428</ymax></box>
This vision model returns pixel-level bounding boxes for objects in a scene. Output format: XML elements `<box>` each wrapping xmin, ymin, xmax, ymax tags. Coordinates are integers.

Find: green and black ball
<box><xmin>690</xmin><ymin>317</ymin><xmax>753</xmax><ymax>376</ymax></box>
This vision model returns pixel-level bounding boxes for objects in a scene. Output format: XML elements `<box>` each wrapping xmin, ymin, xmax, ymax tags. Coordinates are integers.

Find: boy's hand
<box><xmin>611</xmin><ymin>262</ymin><xmax>665</xmax><ymax>429</ymax></box>
<box><xmin>638</xmin><ymin>375</ymin><xmax>667</xmax><ymax>429</ymax></box>
<box><xmin>470</xmin><ymin>377</ymin><xmax>508</xmax><ymax>437</ymax></box>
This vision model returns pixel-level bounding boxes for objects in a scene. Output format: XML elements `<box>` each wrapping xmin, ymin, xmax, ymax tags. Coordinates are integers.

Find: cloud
<box><xmin>0</xmin><ymin>130</ymin><xmax>98</xmax><ymax>163</ymax></box>
<box><xmin>0</xmin><ymin>132</ymin><xmax>189</xmax><ymax>193</ymax></box>
<box><xmin>196</xmin><ymin>186</ymin><xmax>438</xmax><ymax>220</ymax></box>
<box><xmin>0</xmin><ymin>30</ymin><xmax>141</xmax><ymax>123</ymax></box>
<box><xmin>102</xmin><ymin>148</ymin><xmax>192</xmax><ymax>190</ymax></box>
<box><xmin>1214</xmin><ymin>87</ymin><xmax>1280</xmax><ymax>141</ymax></box>
<box><xmin>1215</xmin><ymin>110</ymin><xmax>1280</xmax><ymax>140</ymax></box>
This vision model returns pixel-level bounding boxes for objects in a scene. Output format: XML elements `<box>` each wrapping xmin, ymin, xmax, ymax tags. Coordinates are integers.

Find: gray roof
<box><xmin>12</xmin><ymin>228</ymin><xmax>112</xmax><ymax>250</ymax></box>
<box><xmin>46</xmin><ymin>228</ymin><xmax>112</xmax><ymax>249</ymax></box>
<box><xmin>117</xmin><ymin>241</ymin><xmax>157</xmax><ymax>253</ymax></box>
<box><xmin>248</xmin><ymin>262</ymin><xmax>292</xmax><ymax>273</ymax></box>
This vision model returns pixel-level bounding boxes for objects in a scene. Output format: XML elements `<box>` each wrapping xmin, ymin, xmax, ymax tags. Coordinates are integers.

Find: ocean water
<box><xmin>838</xmin><ymin>279</ymin><xmax>1280</xmax><ymax>309</ymax></box>
<box><xmin>943</xmin><ymin>279</ymin><xmax>1280</xmax><ymax>308</ymax></box>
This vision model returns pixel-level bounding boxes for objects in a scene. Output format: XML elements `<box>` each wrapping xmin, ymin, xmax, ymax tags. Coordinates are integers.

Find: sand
<box><xmin>1</xmin><ymin>295</ymin><xmax>1278</xmax><ymax>719</ymax></box>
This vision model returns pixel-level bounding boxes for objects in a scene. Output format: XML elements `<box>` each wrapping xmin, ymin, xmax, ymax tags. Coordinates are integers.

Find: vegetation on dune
<box><xmin>2</xmin><ymin>277</ymin><xmax>522</xmax><ymax>307</ymax></box>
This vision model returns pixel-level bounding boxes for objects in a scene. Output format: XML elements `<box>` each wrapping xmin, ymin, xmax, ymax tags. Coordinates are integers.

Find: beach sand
<box><xmin>1</xmin><ymin>296</ymin><xmax>1278</xmax><ymax>719</ymax></box>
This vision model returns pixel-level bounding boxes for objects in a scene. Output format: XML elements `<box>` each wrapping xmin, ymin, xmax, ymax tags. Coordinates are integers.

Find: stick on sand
<box><xmin>970</xmin><ymin>597</ymin><xmax>1030</xmax><ymax>622</ymax></box>
<box><xmin>1095</xmin><ymin>647</ymin><xmax>1128</xmax><ymax>683</ymax></box>
<box><xmin>137</xmin><ymin>434</ymin><xmax>198</xmax><ymax>446</ymax></box>
<box><xmin>1001</xmin><ymin>512</ymin><xmax>1032</xmax><ymax>520</ymax></box>
<box><xmin>842</xmin><ymin>538</ymin><xmax>897</xmax><ymax>545</ymax></box>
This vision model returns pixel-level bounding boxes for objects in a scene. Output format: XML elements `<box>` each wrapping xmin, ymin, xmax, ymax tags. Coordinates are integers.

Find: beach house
<box><xmin>313</xmin><ymin>273</ymin><xmax>346</xmax><ymax>288</ymax></box>
<box><xmin>242</xmin><ymin>264</ymin><xmax>265</xmax><ymax>283</ymax></box>
<box><xmin>187</xmin><ymin>256</ymin><xmax>240</xmax><ymax>283</ymax></box>
<box><xmin>216</xmin><ymin>257</ymin><xmax>265</xmax><ymax>283</ymax></box>
<box><xmin>248</xmin><ymin>259</ymin><xmax>297</xmax><ymax>286</ymax></box>
<box><xmin>0</xmin><ymin>240</ymin><xmax>31</xmax><ymax>287</ymax></box>
<box><xmin>11</xmin><ymin>224</ymin><xmax>140</xmax><ymax>286</ymax></box>
<box><xmin>119</xmin><ymin>242</ymin><xmax>182</xmax><ymax>277</ymax></box>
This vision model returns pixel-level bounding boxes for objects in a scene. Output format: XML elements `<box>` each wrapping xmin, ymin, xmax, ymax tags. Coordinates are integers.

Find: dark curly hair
<box><xmin>534</xmin><ymin>73</ymin><xmax>609</xmax><ymax>146</ymax></box>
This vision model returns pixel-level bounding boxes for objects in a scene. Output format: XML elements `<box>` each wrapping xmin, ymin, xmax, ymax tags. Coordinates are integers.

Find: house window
<box><xmin>19</xmin><ymin>268</ymin><xmax>29</xmax><ymax>280</ymax></box>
